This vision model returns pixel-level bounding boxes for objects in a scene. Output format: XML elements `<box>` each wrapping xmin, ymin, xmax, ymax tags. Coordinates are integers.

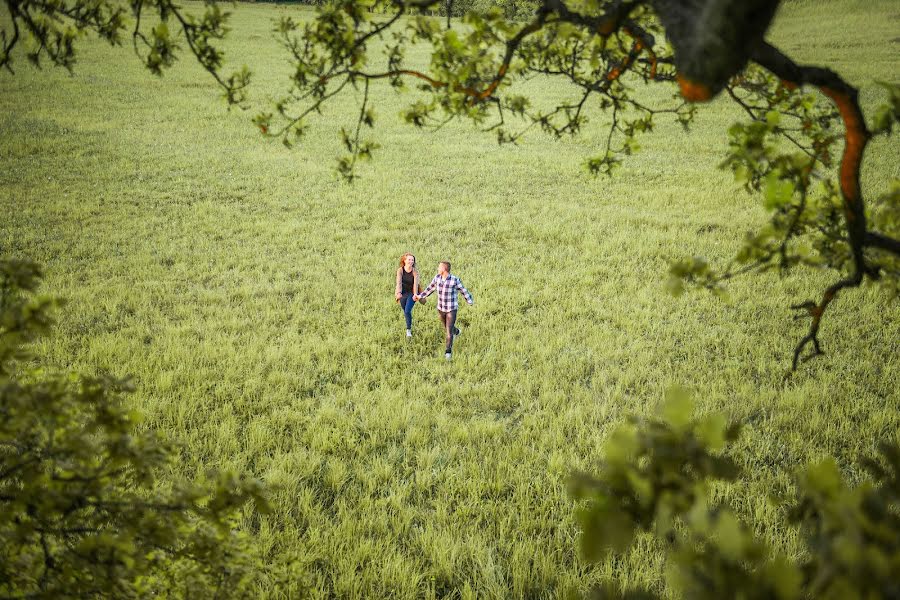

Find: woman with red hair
<box><xmin>395</xmin><ymin>253</ymin><xmax>423</xmax><ymax>337</ymax></box>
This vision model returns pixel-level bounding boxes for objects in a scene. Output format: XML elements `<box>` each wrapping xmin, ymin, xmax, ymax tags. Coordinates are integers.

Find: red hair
<box><xmin>399</xmin><ymin>253</ymin><xmax>416</xmax><ymax>269</ymax></box>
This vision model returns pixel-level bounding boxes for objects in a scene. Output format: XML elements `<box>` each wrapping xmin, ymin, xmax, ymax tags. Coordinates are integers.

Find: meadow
<box><xmin>1</xmin><ymin>0</ymin><xmax>899</xmax><ymax>596</ymax></box>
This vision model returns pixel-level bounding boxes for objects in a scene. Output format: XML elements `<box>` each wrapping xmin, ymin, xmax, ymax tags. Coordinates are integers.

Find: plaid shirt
<box><xmin>418</xmin><ymin>274</ymin><xmax>473</xmax><ymax>312</ymax></box>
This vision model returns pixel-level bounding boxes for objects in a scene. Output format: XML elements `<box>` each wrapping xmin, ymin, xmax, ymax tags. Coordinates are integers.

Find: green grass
<box><xmin>1</xmin><ymin>1</ymin><xmax>899</xmax><ymax>597</ymax></box>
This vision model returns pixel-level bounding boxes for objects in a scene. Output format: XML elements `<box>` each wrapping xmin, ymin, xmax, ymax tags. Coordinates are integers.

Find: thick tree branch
<box><xmin>750</xmin><ymin>41</ymin><xmax>870</xmax><ymax>273</ymax></box>
<box><xmin>745</xmin><ymin>41</ymin><xmax>900</xmax><ymax>368</ymax></box>
<box><xmin>865</xmin><ymin>231</ymin><xmax>900</xmax><ymax>256</ymax></box>
<box><xmin>544</xmin><ymin>0</ymin><xmax>639</xmax><ymax>37</ymax></box>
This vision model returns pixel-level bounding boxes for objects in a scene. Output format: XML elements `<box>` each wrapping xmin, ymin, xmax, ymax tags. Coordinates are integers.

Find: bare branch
<box><xmin>791</xmin><ymin>272</ymin><xmax>863</xmax><ymax>370</ymax></box>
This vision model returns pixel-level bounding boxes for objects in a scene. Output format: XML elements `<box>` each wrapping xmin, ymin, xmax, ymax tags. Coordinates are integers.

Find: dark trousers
<box><xmin>399</xmin><ymin>293</ymin><xmax>415</xmax><ymax>329</ymax></box>
<box><xmin>438</xmin><ymin>310</ymin><xmax>458</xmax><ymax>353</ymax></box>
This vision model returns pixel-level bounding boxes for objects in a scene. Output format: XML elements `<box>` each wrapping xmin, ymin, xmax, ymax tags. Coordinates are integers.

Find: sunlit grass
<box><xmin>1</xmin><ymin>0</ymin><xmax>898</xmax><ymax>596</ymax></box>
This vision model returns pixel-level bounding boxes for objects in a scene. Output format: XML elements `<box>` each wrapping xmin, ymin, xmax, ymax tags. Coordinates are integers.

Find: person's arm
<box><xmin>456</xmin><ymin>277</ymin><xmax>474</xmax><ymax>305</ymax></box>
<box><xmin>416</xmin><ymin>276</ymin><xmax>438</xmax><ymax>300</ymax></box>
<box><xmin>395</xmin><ymin>268</ymin><xmax>403</xmax><ymax>300</ymax></box>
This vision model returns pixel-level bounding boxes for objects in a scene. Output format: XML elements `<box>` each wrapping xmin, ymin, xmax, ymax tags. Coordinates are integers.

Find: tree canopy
<box><xmin>1</xmin><ymin>0</ymin><xmax>898</xmax><ymax>367</ymax></box>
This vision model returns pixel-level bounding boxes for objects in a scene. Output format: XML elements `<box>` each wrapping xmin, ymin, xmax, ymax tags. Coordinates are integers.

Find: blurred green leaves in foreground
<box><xmin>0</xmin><ymin>260</ymin><xmax>272</xmax><ymax>598</ymax></box>
<box><xmin>571</xmin><ymin>387</ymin><xmax>900</xmax><ymax>600</ymax></box>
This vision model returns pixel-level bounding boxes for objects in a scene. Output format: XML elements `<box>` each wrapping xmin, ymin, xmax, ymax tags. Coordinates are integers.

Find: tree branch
<box><xmin>865</xmin><ymin>231</ymin><xmax>900</xmax><ymax>257</ymax></box>
<box><xmin>790</xmin><ymin>272</ymin><xmax>862</xmax><ymax>370</ymax></box>
<box><xmin>343</xmin><ymin>77</ymin><xmax>371</xmax><ymax>180</ymax></box>
<box><xmin>544</xmin><ymin>0</ymin><xmax>640</xmax><ymax>36</ymax></box>
<box><xmin>0</xmin><ymin>1</ymin><xmax>22</xmax><ymax>73</ymax></box>
<box><xmin>750</xmin><ymin>41</ymin><xmax>870</xmax><ymax>274</ymax></box>
<box><xmin>746</xmin><ymin>41</ymin><xmax>900</xmax><ymax>368</ymax></box>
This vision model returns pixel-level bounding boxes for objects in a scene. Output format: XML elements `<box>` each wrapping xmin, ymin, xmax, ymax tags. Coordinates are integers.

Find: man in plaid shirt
<box><xmin>414</xmin><ymin>261</ymin><xmax>474</xmax><ymax>360</ymax></box>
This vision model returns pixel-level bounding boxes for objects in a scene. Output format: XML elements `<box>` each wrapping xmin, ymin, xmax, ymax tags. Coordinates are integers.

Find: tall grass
<box><xmin>1</xmin><ymin>0</ymin><xmax>898</xmax><ymax>596</ymax></box>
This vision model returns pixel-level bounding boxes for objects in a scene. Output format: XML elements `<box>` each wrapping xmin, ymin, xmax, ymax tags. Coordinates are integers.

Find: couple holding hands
<box><xmin>395</xmin><ymin>253</ymin><xmax>474</xmax><ymax>360</ymax></box>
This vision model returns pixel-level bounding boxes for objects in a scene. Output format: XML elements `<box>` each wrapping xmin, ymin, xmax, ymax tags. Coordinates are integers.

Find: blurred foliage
<box><xmin>572</xmin><ymin>389</ymin><xmax>900</xmax><ymax>599</ymax></box>
<box><xmin>0</xmin><ymin>259</ymin><xmax>274</xmax><ymax>598</ymax></box>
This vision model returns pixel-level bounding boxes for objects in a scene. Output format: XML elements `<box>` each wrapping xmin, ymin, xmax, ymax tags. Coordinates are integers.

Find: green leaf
<box><xmin>714</xmin><ymin>511</ymin><xmax>744</xmax><ymax>560</ymax></box>
<box><xmin>871</xmin><ymin>80</ymin><xmax>900</xmax><ymax>135</ymax></box>
<box><xmin>604</xmin><ymin>424</ymin><xmax>639</xmax><ymax>465</ymax></box>
<box><xmin>765</xmin><ymin>556</ymin><xmax>803</xmax><ymax>600</ymax></box>
<box><xmin>872</xmin><ymin>104</ymin><xmax>893</xmax><ymax>135</ymax></box>
<box><xmin>578</xmin><ymin>502</ymin><xmax>636</xmax><ymax>561</ymax></box>
<box><xmin>764</xmin><ymin>172</ymin><xmax>795</xmax><ymax>210</ymax></box>
<box><xmin>665</xmin><ymin>274</ymin><xmax>685</xmax><ymax>297</ymax></box>
<box><xmin>660</xmin><ymin>386</ymin><xmax>692</xmax><ymax>430</ymax></box>
<box><xmin>696</xmin><ymin>413</ymin><xmax>727</xmax><ymax>451</ymax></box>
<box><xmin>802</xmin><ymin>458</ymin><xmax>843</xmax><ymax>495</ymax></box>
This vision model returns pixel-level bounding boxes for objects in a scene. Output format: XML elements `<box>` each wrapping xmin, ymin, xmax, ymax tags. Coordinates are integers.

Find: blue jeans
<box><xmin>399</xmin><ymin>293</ymin><xmax>415</xmax><ymax>329</ymax></box>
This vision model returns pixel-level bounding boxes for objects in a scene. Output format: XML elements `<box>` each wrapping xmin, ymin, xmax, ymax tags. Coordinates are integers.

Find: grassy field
<box><xmin>1</xmin><ymin>0</ymin><xmax>899</xmax><ymax>597</ymax></box>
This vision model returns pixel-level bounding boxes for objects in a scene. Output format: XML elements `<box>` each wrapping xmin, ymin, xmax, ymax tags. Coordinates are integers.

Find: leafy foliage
<box><xmin>572</xmin><ymin>390</ymin><xmax>900</xmax><ymax>599</ymax></box>
<box><xmin>0</xmin><ymin>260</ymin><xmax>270</xmax><ymax>598</ymax></box>
<box><xmin>869</xmin><ymin>179</ymin><xmax>900</xmax><ymax>298</ymax></box>
<box><xmin>0</xmin><ymin>0</ymin><xmax>250</xmax><ymax>104</ymax></box>
<box><xmin>263</xmin><ymin>0</ymin><xmax>690</xmax><ymax>181</ymax></box>
<box><xmin>673</xmin><ymin>71</ymin><xmax>899</xmax><ymax>321</ymax></box>
<box><xmin>668</xmin><ymin>69</ymin><xmax>849</xmax><ymax>291</ymax></box>
<box><xmin>4</xmin><ymin>0</ymin><xmax>897</xmax><ymax>364</ymax></box>
<box><xmin>253</xmin><ymin>0</ymin><xmax>898</xmax><ymax>367</ymax></box>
